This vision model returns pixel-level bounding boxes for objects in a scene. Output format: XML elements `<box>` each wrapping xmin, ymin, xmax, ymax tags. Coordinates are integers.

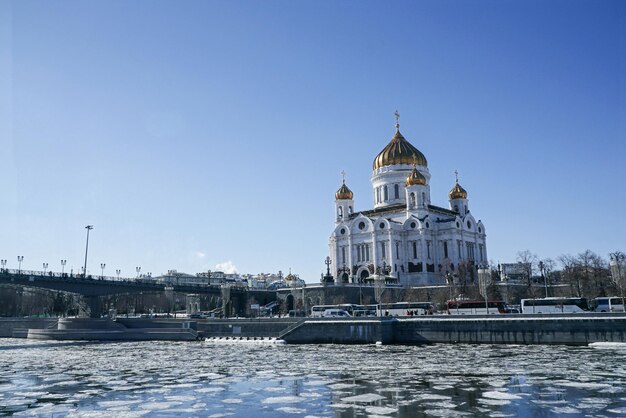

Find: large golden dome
<box><xmin>449</xmin><ymin>180</ymin><xmax>468</xmax><ymax>200</ymax></box>
<box><xmin>405</xmin><ymin>166</ymin><xmax>427</xmax><ymax>186</ymax></box>
<box><xmin>335</xmin><ymin>182</ymin><xmax>353</xmax><ymax>200</ymax></box>
<box><xmin>373</xmin><ymin>129</ymin><xmax>428</xmax><ymax>170</ymax></box>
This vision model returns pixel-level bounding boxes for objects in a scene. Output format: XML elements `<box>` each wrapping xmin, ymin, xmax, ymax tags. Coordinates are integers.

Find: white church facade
<box><xmin>329</xmin><ymin>113</ymin><xmax>488</xmax><ymax>286</ymax></box>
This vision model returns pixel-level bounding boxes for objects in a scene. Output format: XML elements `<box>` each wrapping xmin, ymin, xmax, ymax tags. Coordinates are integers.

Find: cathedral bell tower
<box><xmin>405</xmin><ymin>162</ymin><xmax>429</xmax><ymax>214</ymax></box>
<box><xmin>335</xmin><ymin>171</ymin><xmax>354</xmax><ymax>224</ymax></box>
<box><xmin>449</xmin><ymin>171</ymin><xmax>469</xmax><ymax>215</ymax></box>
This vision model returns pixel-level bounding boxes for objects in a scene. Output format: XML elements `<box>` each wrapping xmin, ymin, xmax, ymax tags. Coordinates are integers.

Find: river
<box><xmin>0</xmin><ymin>339</ymin><xmax>625</xmax><ymax>417</ymax></box>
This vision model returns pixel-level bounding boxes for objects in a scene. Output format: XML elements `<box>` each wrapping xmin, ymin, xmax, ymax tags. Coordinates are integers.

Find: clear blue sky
<box><xmin>1</xmin><ymin>0</ymin><xmax>624</xmax><ymax>281</ymax></box>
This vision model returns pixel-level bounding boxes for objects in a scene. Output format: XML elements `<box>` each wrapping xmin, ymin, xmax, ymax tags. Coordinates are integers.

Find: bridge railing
<box><xmin>0</xmin><ymin>268</ymin><xmax>247</xmax><ymax>291</ymax></box>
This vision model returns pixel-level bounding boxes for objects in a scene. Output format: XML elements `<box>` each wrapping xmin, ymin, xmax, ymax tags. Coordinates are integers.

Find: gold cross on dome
<box><xmin>341</xmin><ymin>170</ymin><xmax>346</xmax><ymax>184</ymax></box>
<box><xmin>454</xmin><ymin>170</ymin><xmax>459</xmax><ymax>183</ymax></box>
<box><xmin>394</xmin><ymin>110</ymin><xmax>400</xmax><ymax>129</ymax></box>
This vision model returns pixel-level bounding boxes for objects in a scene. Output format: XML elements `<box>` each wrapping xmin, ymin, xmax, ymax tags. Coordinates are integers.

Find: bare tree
<box><xmin>517</xmin><ymin>250</ymin><xmax>538</xmax><ymax>287</ymax></box>
<box><xmin>558</xmin><ymin>254</ymin><xmax>582</xmax><ymax>297</ymax></box>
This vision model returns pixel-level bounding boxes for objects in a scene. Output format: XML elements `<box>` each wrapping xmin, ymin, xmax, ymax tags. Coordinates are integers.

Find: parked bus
<box><xmin>353</xmin><ymin>305</ymin><xmax>378</xmax><ymax>317</ymax></box>
<box><xmin>378</xmin><ymin>302</ymin><xmax>436</xmax><ymax>316</ymax></box>
<box><xmin>447</xmin><ymin>300</ymin><xmax>508</xmax><ymax>315</ymax></box>
<box><xmin>310</xmin><ymin>304</ymin><xmax>359</xmax><ymax>318</ymax></box>
<box><xmin>520</xmin><ymin>297</ymin><xmax>589</xmax><ymax>314</ymax></box>
<box><xmin>591</xmin><ymin>297</ymin><xmax>625</xmax><ymax>312</ymax></box>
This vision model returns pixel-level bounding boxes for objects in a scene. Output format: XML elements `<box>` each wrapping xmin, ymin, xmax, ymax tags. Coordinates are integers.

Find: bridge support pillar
<box><xmin>85</xmin><ymin>296</ymin><xmax>103</xmax><ymax>318</ymax></box>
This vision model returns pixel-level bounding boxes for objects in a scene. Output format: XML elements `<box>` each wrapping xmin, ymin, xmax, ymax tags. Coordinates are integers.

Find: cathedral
<box><xmin>329</xmin><ymin>113</ymin><xmax>487</xmax><ymax>286</ymax></box>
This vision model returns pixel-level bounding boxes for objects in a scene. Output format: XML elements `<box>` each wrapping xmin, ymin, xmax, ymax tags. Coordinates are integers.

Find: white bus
<box><xmin>592</xmin><ymin>297</ymin><xmax>625</xmax><ymax>312</ymax></box>
<box><xmin>379</xmin><ymin>302</ymin><xmax>436</xmax><ymax>316</ymax></box>
<box><xmin>520</xmin><ymin>297</ymin><xmax>589</xmax><ymax>314</ymax></box>
<box><xmin>446</xmin><ymin>300</ymin><xmax>508</xmax><ymax>315</ymax></box>
<box><xmin>310</xmin><ymin>304</ymin><xmax>359</xmax><ymax>318</ymax></box>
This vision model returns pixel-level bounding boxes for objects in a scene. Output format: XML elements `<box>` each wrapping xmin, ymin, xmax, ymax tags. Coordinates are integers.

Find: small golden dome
<box><xmin>335</xmin><ymin>182</ymin><xmax>353</xmax><ymax>200</ymax></box>
<box><xmin>405</xmin><ymin>166</ymin><xmax>427</xmax><ymax>186</ymax></box>
<box><xmin>449</xmin><ymin>180</ymin><xmax>468</xmax><ymax>200</ymax></box>
<box><xmin>373</xmin><ymin>129</ymin><xmax>428</xmax><ymax>170</ymax></box>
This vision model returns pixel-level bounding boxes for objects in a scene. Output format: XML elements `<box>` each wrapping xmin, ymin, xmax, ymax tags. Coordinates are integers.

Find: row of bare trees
<box><xmin>510</xmin><ymin>249</ymin><xmax>625</xmax><ymax>302</ymax></box>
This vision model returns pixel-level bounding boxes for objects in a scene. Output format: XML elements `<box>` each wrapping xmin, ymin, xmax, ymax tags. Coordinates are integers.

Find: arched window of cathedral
<box><xmin>348</xmin><ymin>206</ymin><xmax>353</xmax><ymax>214</ymax></box>
<box><xmin>410</xmin><ymin>193</ymin><xmax>416</xmax><ymax>208</ymax></box>
<box><xmin>375</xmin><ymin>188</ymin><xmax>379</xmax><ymax>203</ymax></box>
<box><xmin>410</xmin><ymin>222</ymin><xmax>416</xmax><ymax>229</ymax></box>
<box><xmin>454</xmin><ymin>205</ymin><xmax>459</xmax><ymax>213</ymax></box>
<box><xmin>478</xmin><ymin>227</ymin><xmax>481</xmax><ymax>233</ymax></box>
<box><xmin>464</xmin><ymin>205</ymin><xmax>467</xmax><ymax>214</ymax></box>
<box><xmin>467</xmin><ymin>221</ymin><xmax>472</xmax><ymax>229</ymax></box>
<box><xmin>394</xmin><ymin>184</ymin><xmax>399</xmax><ymax>199</ymax></box>
<box><xmin>358</xmin><ymin>221</ymin><xmax>366</xmax><ymax>230</ymax></box>
<box><xmin>340</xmin><ymin>228</ymin><xmax>346</xmax><ymax>235</ymax></box>
<box><xmin>338</xmin><ymin>207</ymin><xmax>343</xmax><ymax>217</ymax></box>
<box><xmin>426</xmin><ymin>222</ymin><xmax>430</xmax><ymax>229</ymax></box>
<box><xmin>383</xmin><ymin>185</ymin><xmax>388</xmax><ymax>201</ymax></box>
<box><xmin>422</xmin><ymin>192</ymin><xmax>426</xmax><ymax>204</ymax></box>
<box><xmin>379</xmin><ymin>222</ymin><xmax>385</xmax><ymax>229</ymax></box>
<box><xmin>456</xmin><ymin>221</ymin><xmax>460</xmax><ymax>228</ymax></box>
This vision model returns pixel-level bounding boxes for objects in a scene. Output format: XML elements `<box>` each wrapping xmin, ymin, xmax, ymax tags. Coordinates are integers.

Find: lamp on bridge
<box><xmin>61</xmin><ymin>260</ymin><xmax>66</xmax><ymax>276</ymax></box>
<box><xmin>1</xmin><ymin>259</ymin><xmax>6</xmax><ymax>273</ymax></box>
<box><xmin>100</xmin><ymin>263</ymin><xmax>106</xmax><ymax>279</ymax></box>
<box><xmin>17</xmin><ymin>256</ymin><xmax>23</xmax><ymax>275</ymax></box>
<box><xmin>83</xmin><ymin>225</ymin><xmax>94</xmax><ymax>278</ymax></box>
<box><xmin>136</xmin><ymin>266</ymin><xmax>141</xmax><ymax>279</ymax></box>
<box><xmin>43</xmin><ymin>263</ymin><xmax>48</xmax><ymax>276</ymax></box>
<box><xmin>116</xmin><ymin>269</ymin><xmax>121</xmax><ymax>280</ymax></box>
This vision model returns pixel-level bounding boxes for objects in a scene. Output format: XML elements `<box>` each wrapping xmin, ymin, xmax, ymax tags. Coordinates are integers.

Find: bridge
<box><xmin>0</xmin><ymin>268</ymin><xmax>253</xmax><ymax>318</ymax></box>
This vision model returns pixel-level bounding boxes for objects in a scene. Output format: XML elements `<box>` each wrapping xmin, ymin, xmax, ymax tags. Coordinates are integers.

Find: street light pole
<box><xmin>61</xmin><ymin>260</ymin><xmax>66</xmax><ymax>276</ymax></box>
<box><xmin>136</xmin><ymin>266</ymin><xmax>141</xmax><ymax>279</ymax></box>
<box><xmin>17</xmin><ymin>256</ymin><xmax>23</xmax><ymax>275</ymax></box>
<box><xmin>100</xmin><ymin>263</ymin><xmax>106</xmax><ymax>278</ymax></box>
<box><xmin>1</xmin><ymin>259</ymin><xmax>6</xmax><ymax>272</ymax></box>
<box><xmin>116</xmin><ymin>269</ymin><xmax>121</xmax><ymax>280</ymax></box>
<box><xmin>43</xmin><ymin>262</ymin><xmax>48</xmax><ymax>275</ymax></box>
<box><xmin>83</xmin><ymin>225</ymin><xmax>93</xmax><ymax>278</ymax></box>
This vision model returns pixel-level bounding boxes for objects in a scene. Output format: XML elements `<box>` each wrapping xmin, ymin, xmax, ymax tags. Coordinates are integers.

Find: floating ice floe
<box><xmin>482</xmin><ymin>391</ymin><xmax>523</xmax><ymax>400</ymax></box>
<box><xmin>588</xmin><ymin>342</ymin><xmax>626</xmax><ymax>349</ymax></box>
<box><xmin>261</xmin><ymin>396</ymin><xmax>303</xmax><ymax>404</ymax></box>
<box><xmin>341</xmin><ymin>393</ymin><xmax>386</xmax><ymax>403</ymax></box>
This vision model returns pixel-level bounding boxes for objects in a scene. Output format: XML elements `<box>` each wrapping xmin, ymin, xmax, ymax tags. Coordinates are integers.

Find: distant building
<box><xmin>329</xmin><ymin>113</ymin><xmax>488</xmax><ymax>286</ymax></box>
<box><xmin>499</xmin><ymin>263</ymin><xmax>531</xmax><ymax>282</ymax></box>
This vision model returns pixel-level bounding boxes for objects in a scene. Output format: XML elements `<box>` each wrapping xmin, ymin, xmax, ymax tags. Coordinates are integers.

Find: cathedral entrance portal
<box><xmin>360</xmin><ymin>269</ymin><xmax>369</xmax><ymax>282</ymax></box>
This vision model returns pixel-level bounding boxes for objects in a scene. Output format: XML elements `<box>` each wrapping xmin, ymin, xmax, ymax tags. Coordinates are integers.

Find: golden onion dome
<box><xmin>449</xmin><ymin>180</ymin><xmax>468</xmax><ymax>200</ymax></box>
<box><xmin>335</xmin><ymin>181</ymin><xmax>353</xmax><ymax>200</ymax></box>
<box><xmin>373</xmin><ymin>129</ymin><xmax>428</xmax><ymax>170</ymax></box>
<box><xmin>405</xmin><ymin>166</ymin><xmax>427</xmax><ymax>186</ymax></box>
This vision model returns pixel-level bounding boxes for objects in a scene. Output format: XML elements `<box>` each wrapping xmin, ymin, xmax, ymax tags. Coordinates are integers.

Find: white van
<box><xmin>323</xmin><ymin>309</ymin><xmax>351</xmax><ymax>318</ymax></box>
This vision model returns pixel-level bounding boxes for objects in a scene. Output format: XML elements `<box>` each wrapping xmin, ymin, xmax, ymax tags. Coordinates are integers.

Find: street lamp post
<box><xmin>100</xmin><ymin>263</ymin><xmax>106</xmax><ymax>278</ymax></box>
<box><xmin>136</xmin><ymin>266</ymin><xmax>141</xmax><ymax>279</ymax></box>
<box><xmin>538</xmin><ymin>261</ymin><xmax>548</xmax><ymax>298</ymax></box>
<box><xmin>609</xmin><ymin>252</ymin><xmax>626</xmax><ymax>312</ymax></box>
<box><xmin>83</xmin><ymin>225</ymin><xmax>93</xmax><ymax>278</ymax></box>
<box><xmin>43</xmin><ymin>262</ymin><xmax>48</xmax><ymax>276</ymax></box>
<box><xmin>116</xmin><ymin>269</ymin><xmax>121</xmax><ymax>280</ymax></box>
<box><xmin>61</xmin><ymin>260</ymin><xmax>66</xmax><ymax>276</ymax></box>
<box><xmin>17</xmin><ymin>256</ymin><xmax>23</xmax><ymax>275</ymax></box>
<box><xmin>477</xmin><ymin>265</ymin><xmax>491</xmax><ymax>314</ymax></box>
<box><xmin>1</xmin><ymin>259</ymin><xmax>6</xmax><ymax>273</ymax></box>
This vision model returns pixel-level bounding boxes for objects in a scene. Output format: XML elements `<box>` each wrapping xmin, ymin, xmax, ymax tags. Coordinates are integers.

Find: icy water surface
<box><xmin>0</xmin><ymin>339</ymin><xmax>625</xmax><ymax>417</ymax></box>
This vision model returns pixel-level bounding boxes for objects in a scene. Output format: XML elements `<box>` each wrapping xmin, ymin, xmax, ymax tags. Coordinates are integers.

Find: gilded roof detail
<box><xmin>449</xmin><ymin>181</ymin><xmax>468</xmax><ymax>199</ymax></box>
<box><xmin>405</xmin><ymin>166</ymin><xmax>427</xmax><ymax>186</ymax></box>
<box><xmin>335</xmin><ymin>182</ymin><xmax>353</xmax><ymax>200</ymax></box>
<box><xmin>373</xmin><ymin>130</ymin><xmax>428</xmax><ymax>170</ymax></box>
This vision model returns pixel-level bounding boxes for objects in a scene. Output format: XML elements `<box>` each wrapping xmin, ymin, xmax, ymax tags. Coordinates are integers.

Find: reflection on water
<box><xmin>0</xmin><ymin>338</ymin><xmax>625</xmax><ymax>417</ymax></box>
